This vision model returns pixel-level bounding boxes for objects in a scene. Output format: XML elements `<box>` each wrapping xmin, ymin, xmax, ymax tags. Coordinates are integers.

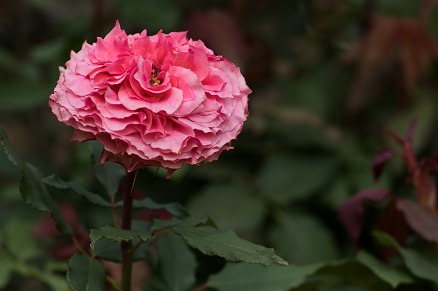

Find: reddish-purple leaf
<box><xmin>373</xmin><ymin>149</ymin><xmax>398</xmax><ymax>180</ymax></box>
<box><xmin>420</xmin><ymin>157</ymin><xmax>438</xmax><ymax>178</ymax></box>
<box><xmin>384</xmin><ymin>129</ymin><xmax>405</xmax><ymax>146</ymax></box>
<box><xmin>338</xmin><ymin>189</ymin><xmax>390</xmax><ymax>244</ymax></box>
<box><xmin>397</xmin><ymin>199</ymin><xmax>438</xmax><ymax>243</ymax></box>
<box><xmin>404</xmin><ymin>117</ymin><xmax>418</xmax><ymax>143</ymax></box>
<box><xmin>375</xmin><ymin>197</ymin><xmax>411</xmax><ymax>246</ymax></box>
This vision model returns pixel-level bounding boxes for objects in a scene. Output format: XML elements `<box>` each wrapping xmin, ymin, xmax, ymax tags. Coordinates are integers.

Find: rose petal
<box><xmin>63</xmin><ymin>73</ymin><xmax>93</xmax><ymax>96</ymax></box>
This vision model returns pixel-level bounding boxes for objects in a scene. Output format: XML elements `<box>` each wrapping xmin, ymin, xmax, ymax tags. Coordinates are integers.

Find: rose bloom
<box><xmin>49</xmin><ymin>21</ymin><xmax>250</xmax><ymax>174</ymax></box>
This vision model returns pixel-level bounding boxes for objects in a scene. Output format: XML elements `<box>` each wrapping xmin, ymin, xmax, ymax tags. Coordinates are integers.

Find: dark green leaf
<box><xmin>373</xmin><ymin>232</ymin><xmax>438</xmax><ymax>283</ymax></box>
<box><xmin>173</xmin><ymin>226</ymin><xmax>288</xmax><ymax>266</ymax></box>
<box><xmin>90</xmin><ymin>225</ymin><xmax>152</xmax><ymax>249</ymax></box>
<box><xmin>87</xmin><ymin>140</ymin><xmax>104</xmax><ymax>166</ymax></box>
<box><xmin>372</xmin><ymin>231</ymin><xmax>398</xmax><ymax>248</ymax></box>
<box><xmin>42</xmin><ymin>273</ymin><xmax>69</xmax><ymax>291</ymax></box>
<box><xmin>398</xmin><ymin>248</ymin><xmax>438</xmax><ymax>284</ymax></box>
<box><xmin>269</xmin><ymin>212</ymin><xmax>339</xmax><ymax>264</ymax></box>
<box><xmin>131</xmin><ymin>198</ymin><xmax>187</xmax><ymax>218</ymax></box>
<box><xmin>311</xmin><ymin>258</ymin><xmax>384</xmax><ymax>288</ymax></box>
<box><xmin>11</xmin><ymin>259</ymin><xmax>69</xmax><ymax>290</ymax></box>
<box><xmin>207</xmin><ymin>263</ymin><xmax>320</xmax><ymax>291</ymax></box>
<box><xmin>356</xmin><ymin>251</ymin><xmax>413</xmax><ymax>288</ymax></box>
<box><xmin>152</xmin><ymin>216</ymin><xmax>209</xmax><ymax>232</ymax></box>
<box><xmin>3</xmin><ymin>219</ymin><xmax>41</xmax><ymax>261</ymax></box>
<box><xmin>67</xmin><ymin>254</ymin><xmax>106</xmax><ymax>291</ymax></box>
<box><xmin>146</xmin><ymin>164</ymin><xmax>191</xmax><ymax>181</ymax></box>
<box><xmin>188</xmin><ymin>184</ymin><xmax>266</xmax><ymax>231</ymax></box>
<box><xmin>94</xmin><ymin>162</ymin><xmax>126</xmax><ymax>201</ymax></box>
<box><xmin>42</xmin><ymin>174</ymin><xmax>111</xmax><ymax>207</ymax></box>
<box><xmin>158</xmin><ymin>232</ymin><xmax>197</xmax><ymax>291</ymax></box>
<box><xmin>114</xmin><ymin>198</ymin><xmax>188</xmax><ymax>217</ymax></box>
<box><xmin>0</xmin><ymin>127</ymin><xmax>71</xmax><ymax>234</ymax></box>
<box><xmin>92</xmin><ymin>239</ymin><xmax>122</xmax><ymax>262</ymax></box>
<box><xmin>0</xmin><ymin>257</ymin><xmax>13</xmax><ymax>288</ymax></box>
<box><xmin>92</xmin><ymin>221</ymin><xmax>153</xmax><ymax>262</ymax></box>
<box><xmin>146</xmin><ymin>276</ymin><xmax>172</xmax><ymax>291</ymax></box>
<box><xmin>258</xmin><ymin>154</ymin><xmax>338</xmax><ymax>204</ymax></box>
<box><xmin>323</xmin><ymin>178</ymin><xmax>351</xmax><ymax>210</ymax></box>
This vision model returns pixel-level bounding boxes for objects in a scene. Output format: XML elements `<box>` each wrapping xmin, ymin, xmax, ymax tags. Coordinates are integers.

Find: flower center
<box><xmin>150</xmin><ymin>66</ymin><xmax>161</xmax><ymax>86</ymax></box>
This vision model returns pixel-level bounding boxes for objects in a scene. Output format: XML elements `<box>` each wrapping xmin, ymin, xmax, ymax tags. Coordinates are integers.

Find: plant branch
<box><xmin>120</xmin><ymin>170</ymin><xmax>137</xmax><ymax>291</ymax></box>
<box><xmin>71</xmin><ymin>235</ymin><xmax>88</xmax><ymax>256</ymax></box>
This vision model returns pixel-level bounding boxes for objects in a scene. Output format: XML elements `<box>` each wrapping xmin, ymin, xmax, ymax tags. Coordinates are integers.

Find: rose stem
<box><xmin>120</xmin><ymin>170</ymin><xmax>137</xmax><ymax>291</ymax></box>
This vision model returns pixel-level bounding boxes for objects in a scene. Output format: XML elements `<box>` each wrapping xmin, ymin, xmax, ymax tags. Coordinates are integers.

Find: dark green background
<box><xmin>1</xmin><ymin>0</ymin><xmax>438</xmax><ymax>290</ymax></box>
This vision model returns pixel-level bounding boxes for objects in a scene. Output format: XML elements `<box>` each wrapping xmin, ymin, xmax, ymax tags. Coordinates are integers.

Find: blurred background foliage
<box><xmin>1</xmin><ymin>0</ymin><xmax>438</xmax><ymax>290</ymax></box>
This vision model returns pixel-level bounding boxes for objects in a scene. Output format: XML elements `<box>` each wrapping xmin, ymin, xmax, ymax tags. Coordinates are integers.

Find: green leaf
<box><xmin>398</xmin><ymin>248</ymin><xmax>438</xmax><ymax>284</ymax></box>
<box><xmin>114</xmin><ymin>199</ymin><xmax>188</xmax><ymax>218</ymax></box>
<box><xmin>373</xmin><ymin>232</ymin><xmax>438</xmax><ymax>284</ymax></box>
<box><xmin>87</xmin><ymin>140</ymin><xmax>104</xmax><ymax>166</ymax></box>
<box><xmin>173</xmin><ymin>226</ymin><xmax>288</xmax><ymax>266</ymax></box>
<box><xmin>208</xmin><ymin>262</ymin><xmax>320</xmax><ymax>291</ymax></box>
<box><xmin>269</xmin><ymin>212</ymin><xmax>339</xmax><ymax>264</ymax></box>
<box><xmin>310</xmin><ymin>258</ymin><xmax>384</xmax><ymax>288</ymax></box>
<box><xmin>188</xmin><ymin>184</ymin><xmax>266</xmax><ymax>231</ymax></box>
<box><xmin>92</xmin><ymin>239</ymin><xmax>122</xmax><ymax>262</ymax></box>
<box><xmin>158</xmin><ymin>232</ymin><xmax>197</xmax><ymax>291</ymax></box>
<box><xmin>93</xmin><ymin>221</ymin><xmax>152</xmax><ymax>262</ymax></box>
<box><xmin>90</xmin><ymin>225</ymin><xmax>152</xmax><ymax>249</ymax></box>
<box><xmin>146</xmin><ymin>276</ymin><xmax>172</xmax><ymax>291</ymax></box>
<box><xmin>130</xmin><ymin>198</ymin><xmax>187</xmax><ymax>218</ymax></box>
<box><xmin>94</xmin><ymin>162</ymin><xmax>126</xmax><ymax>200</ymax></box>
<box><xmin>258</xmin><ymin>153</ymin><xmax>338</xmax><ymax>204</ymax></box>
<box><xmin>3</xmin><ymin>219</ymin><xmax>41</xmax><ymax>261</ymax></box>
<box><xmin>0</xmin><ymin>257</ymin><xmax>13</xmax><ymax>288</ymax></box>
<box><xmin>11</xmin><ymin>259</ymin><xmax>69</xmax><ymax>291</ymax></box>
<box><xmin>42</xmin><ymin>174</ymin><xmax>111</xmax><ymax>207</ymax></box>
<box><xmin>356</xmin><ymin>251</ymin><xmax>413</xmax><ymax>288</ymax></box>
<box><xmin>386</xmin><ymin>96</ymin><xmax>435</xmax><ymax>154</ymax></box>
<box><xmin>322</xmin><ymin>178</ymin><xmax>351</xmax><ymax>210</ymax></box>
<box><xmin>372</xmin><ymin>231</ymin><xmax>398</xmax><ymax>248</ymax></box>
<box><xmin>41</xmin><ymin>174</ymin><xmax>111</xmax><ymax>207</ymax></box>
<box><xmin>152</xmin><ymin>216</ymin><xmax>209</xmax><ymax>232</ymax></box>
<box><xmin>67</xmin><ymin>254</ymin><xmax>106</xmax><ymax>291</ymax></box>
<box><xmin>42</xmin><ymin>273</ymin><xmax>69</xmax><ymax>291</ymax></box>
<box><xmin>146</xmin><ymin>164</ymin><xmax>191</xmax><ymax>181</ymax></box>
<box><xmin>0</xmin><ymin>127</ymin><xmax>72</xmax><ymax>234</ymax></box>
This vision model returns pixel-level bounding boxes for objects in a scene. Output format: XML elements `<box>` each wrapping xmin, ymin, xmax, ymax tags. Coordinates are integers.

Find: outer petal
<box><xmin>63</xmin><ymin>73</ymin><xmax>93</xmax><ymax>96</ymax></box>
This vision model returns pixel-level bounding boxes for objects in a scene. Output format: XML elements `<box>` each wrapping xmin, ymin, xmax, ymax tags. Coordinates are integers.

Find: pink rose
<box><xmin>49</xmin><ymin>21</ymin><xmax>250</xmax><ymax>173</ymax></box>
